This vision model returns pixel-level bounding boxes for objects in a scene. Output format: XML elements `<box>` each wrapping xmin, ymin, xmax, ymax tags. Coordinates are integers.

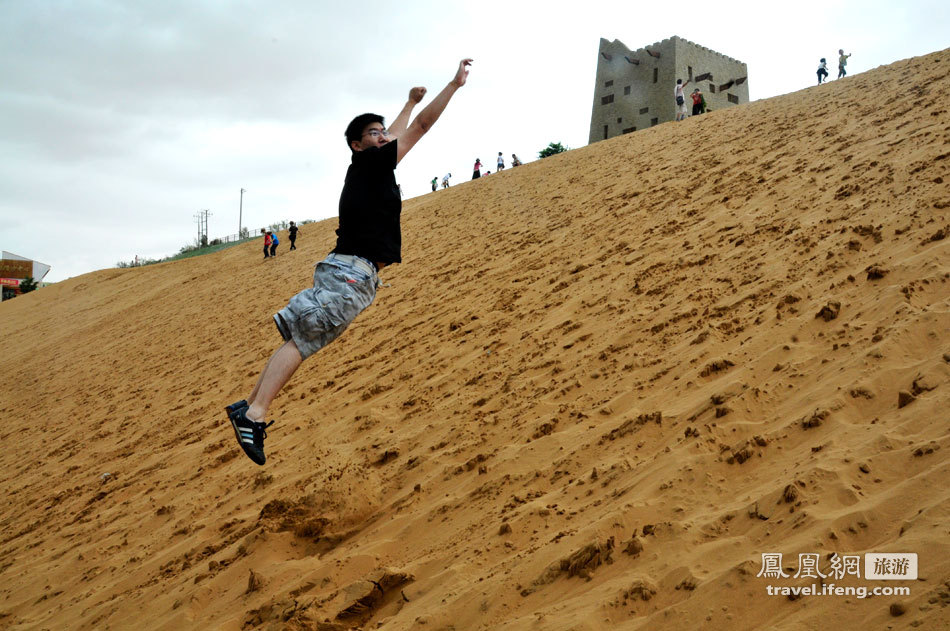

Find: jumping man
<box><xmin>226</xmin><ymin>58</ymin><xmax>474</xmax><ymax>465</ymax></box>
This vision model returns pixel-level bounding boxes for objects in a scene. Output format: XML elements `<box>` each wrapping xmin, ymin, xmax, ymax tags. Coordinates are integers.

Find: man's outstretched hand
<box><xmin>395</xmin><ymin>58</ymin><xmax>472</xmax><ymax>165</ymax></box>
<box><xmin>451</xmin><ymin>58</ymin><xmax>473</xmax><ymax>88</ymax></box>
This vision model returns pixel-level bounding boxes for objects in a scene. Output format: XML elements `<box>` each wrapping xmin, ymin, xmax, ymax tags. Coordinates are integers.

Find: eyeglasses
<box><xmin>362</xmin><ymin>128</ymin><xmax>390</xmax><ymax>139</ymax></box>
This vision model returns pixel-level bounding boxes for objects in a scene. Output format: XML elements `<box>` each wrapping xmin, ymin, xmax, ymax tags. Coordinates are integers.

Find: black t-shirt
<box><xmin>332</xmin><ymin>139</ymin><xmax>401</xmax><ymax>264</ymax></box>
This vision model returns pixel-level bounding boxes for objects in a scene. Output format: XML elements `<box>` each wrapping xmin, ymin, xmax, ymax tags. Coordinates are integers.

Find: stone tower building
<box><xmin>589</xmin><ymin>35</ymin><xmax>749</xmax><ymax>143</ymax></box>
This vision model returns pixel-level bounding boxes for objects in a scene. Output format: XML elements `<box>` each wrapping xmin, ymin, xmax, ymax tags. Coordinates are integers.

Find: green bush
<box><xmin>539</xmin><ymin>142</ymin><xmax>568</xmax><ymax>159</ymax></box>
<box><xmin>19</xmin><ymin>276</ymin><xmax>38</xmax><ymax>293</ymax></box>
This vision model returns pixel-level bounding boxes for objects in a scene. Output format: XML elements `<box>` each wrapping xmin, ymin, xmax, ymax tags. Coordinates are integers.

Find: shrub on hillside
<box><xmin>539</xmin><ymin>142</ymin><xmax>569</xmax><ymax>159</ymax></box>
<box><xmin>19</xmin><ymin>276</ymin><xmax>38</xmax><ymax>293</ymax></box>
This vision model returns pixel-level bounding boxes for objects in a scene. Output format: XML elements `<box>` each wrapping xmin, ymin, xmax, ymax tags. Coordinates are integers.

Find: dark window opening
<box><xmin>653</xmin><ymin>68</ymin><xmax>658</xmax><ymax>83</ymax></box>
<box><xmin>617</xmin><ymin>117</ymin><xmax>623</xmax><ymax>123</ymax></box>
<box><xmin>727</xmin><ymin>93</ymin><xmax>739</xmax><ymax>104</ymax></box>
<box><xmin>639</xmin><ymin>107</ymin><xmax>649</xmax><ymax>115</ymax></box>
<box><xmin>605</xmin><ymin>80</ymin><xmax>614</xmax><ymax>87</ymax></box>
<box><xmin>688</xmin><ymin>66</ymin><xmax>693</xmax><ymax>80</ymax></box>
<box><xmin>709</xmin><ymin>83</ymin><xmax>715</xmax><ymax>93</ymax></box>
<box><xmin>622</xmin><ymin>127</ymin><xmax>636</xmax><ymax>134</ymax></box>
<box><xmin>650</xmin><ymin>117</ymin><xmax>659</xmax><ymax>126</ymax></box>
<box><xmin>623</xmin><ymin>85</ymin><xmax>631</xmax><ymax>95</ymax></box>
<box><xmin>603</xmin><ymin>125</ymin><xmax>609</xmax><ymax>139</ymax></box>
<box><xmin>601</xmin><ymin>94</ymin><xmax>614</xmax><ymax>105</ymax></box>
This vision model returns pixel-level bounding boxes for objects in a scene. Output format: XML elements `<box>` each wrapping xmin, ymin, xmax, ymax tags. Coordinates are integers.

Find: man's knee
<box><xmin>284</xmin><ymin>339</ymin><xmax>304</xmax><ymax>362</ymax></box>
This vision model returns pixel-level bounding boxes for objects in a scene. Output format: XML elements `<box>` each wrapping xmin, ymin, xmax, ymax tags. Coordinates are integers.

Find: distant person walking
<box><xmin>472</xmin><ymin>158</ymin><xmax>482</xmax><ymax>179</ymax></box>
<box><xmin>838</xmin><ymin>49</ymin><xmax>851</xmax><ymax>79</ymax></box>
<box><xmin>442</xmin><ymin>172</ymin><xmax>452</xmax><ymax>188</ymax></box>
<box><xmin>497</xmin><ymin>152</ymin><xmax>505</xmax><ymax>171</ymax></box>
<box><xmin>262</xmin><ymin>229</ymin><xmax>271</xmax><ymax>259</ymax></box>
<box><xmin>288</xmin><ymin>221</ymin><xmax>299</xmax><ymax>250</ymax></box>
<box><xmin>511</xmin><ymin>153</ymin><xmax>522</xmax><ymax>167</ymax></box>
<box><xmin>224</xmin><ymin>58</ymin><xmax>473</xmax><ymax>466</ymax></box>
<box><xmin>817</xmin><ymin>58</ymin><xmax>829</xmax><ymax>84</ymax></box>
<box><xmin>690</xmin><ymin>87</ymin><xmax>705</xmax><ymax>115</ymax></box>
<box><xmin>674</xmin><ymin>78</ymin><xmax>690</xmax><ymax>121</ymax></box>
<box><xmin>269</xmin><ymin>231</ymin><xmax>279</xmax><ymax>257</ymax></box>
<box><xmin>431</xmin><ymin>176</ymin><xmax>438</xmax><ymax>192</ymax></box>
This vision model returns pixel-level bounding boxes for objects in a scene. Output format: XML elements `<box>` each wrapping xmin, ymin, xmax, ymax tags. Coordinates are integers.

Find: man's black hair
<box><xmin>345</xmin><ymin>113</ymin><xmax>385</xmax><ymax>151</ymax></box>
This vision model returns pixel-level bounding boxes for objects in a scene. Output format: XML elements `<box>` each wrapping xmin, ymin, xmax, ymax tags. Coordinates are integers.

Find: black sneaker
<box><xmin>225</xmin><ymin>399</ymin><xmax>248</xmax><ymax>418</ymax></box>
<box><xmin>229</xmin><ymin>405</ymin><xmax>274</xmax><ymax>466</ymax></box>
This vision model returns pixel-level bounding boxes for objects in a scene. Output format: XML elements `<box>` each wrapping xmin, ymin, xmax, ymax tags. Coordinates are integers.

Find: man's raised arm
<box><xmin>395</xmin><ymin>58</ymin><xmax>472</xmax><ymax>165</ymax></box>
<box><xmin>389</xmin><ymin>87</ymin><xmax>427</xmax><ymax>137</ymax></box>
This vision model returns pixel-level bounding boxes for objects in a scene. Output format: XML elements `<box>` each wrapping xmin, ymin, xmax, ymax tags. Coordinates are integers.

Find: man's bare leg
<box><xmin>247</xmin><ymin>345</ymin><xmax>282</xmax><ymax>404</ymax></box>
<box><xmin>246</xmin><ymin>340</ymin><xmax>303</xmax><ymax>421</ymax></box>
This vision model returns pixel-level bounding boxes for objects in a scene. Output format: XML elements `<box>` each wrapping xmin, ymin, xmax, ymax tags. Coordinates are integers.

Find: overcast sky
<box><xmin>1</xmin><ymin>0</ymin><xmax>947</xmax><ymax>282</ymax></box>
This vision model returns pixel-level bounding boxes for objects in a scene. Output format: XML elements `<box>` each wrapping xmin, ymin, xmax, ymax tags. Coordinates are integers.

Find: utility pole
<box><xmin>193</xmin><ymin>209</ymin><xmax>211</xmax><ymax>246</ymax></box>
<box><xmin>239</xmin><ymin>188</ymin><xmax>246</xmax><ymax>239</ymax></box>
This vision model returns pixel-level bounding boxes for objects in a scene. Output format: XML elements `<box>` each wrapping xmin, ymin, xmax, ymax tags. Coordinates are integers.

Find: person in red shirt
<box><xmin>262</xmin><ymin>229</ymin><xmax>272</xmax><ymax>259</ymax></box>
<box><xmin>691</xmin><ymin>88</ymin><xmax>705</xmax><ymax>116</ymax></box>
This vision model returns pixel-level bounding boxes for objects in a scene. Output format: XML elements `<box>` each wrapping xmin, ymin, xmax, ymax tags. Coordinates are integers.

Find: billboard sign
<box><xmin>0</xmin><ymin>259</ymin><xmax>33</xmax><ymax>279</ymax></box>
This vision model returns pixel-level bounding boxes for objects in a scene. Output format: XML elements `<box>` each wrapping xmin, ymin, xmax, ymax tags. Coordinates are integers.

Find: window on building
<box><xmin>653</xmin><ymin>68</ymin><xmax>658</xmax><ymax>83</ymax></box>
<box><xmin>617</xmin><ymin>117</ymin><xmax>623</xmax><ymax>123</ymax></box>
<box><xmin>651</xmin><ymin>117</ymin><xmax>658</xmax><ymax>126</ymax></box>
<box><xmin>727</xmin><ymin>93</ymin><xmax>738</xmax><ymax>104</ymax></box>
<box><xmin>605</xmin><ymin>80</ymin><xmax>614</xmax><ymax>87</ymax></box>
<box><xmin>601</xmin><ymin>94</ymin><xmax>614</xmax><ymax>105</ymax></box>
<box><xmin>709</xmin><ymin>83</ymin><xmax>715</xmax><ymax>93</ymax></box>
<box><xmin>639</xmin><ymin>107</ymin><xmax>649</xmax><ymax>115</ymax></box>
<box><xmin>622</xmin><ymin>127</ymin><xmax>636</xmax><ymax>134</ymax></box>
<box><xmin>603</xmin><ymin>125</ymin><xmax>608</xmax><ymax>139</ymax></box>
<box><xmin>688</xmin><ymin>66</ymin><xmax>693</xmax><ymax>80</ymax></box>
<box><xmin>624</xmin><ymin>86</ymin><xmax>631</xmax><ymax>95</ymax></box>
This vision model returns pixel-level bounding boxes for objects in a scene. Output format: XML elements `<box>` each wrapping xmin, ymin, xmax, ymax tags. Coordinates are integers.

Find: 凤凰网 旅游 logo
<box><xmin>756</xmin><ymin>552</ymin><xmax>916</xmax><ymax>599</ymax></box>
<box><xmin>757</xmin><ymin>552</ymin><xmax>917</xmax><ymax>581</ymax></box>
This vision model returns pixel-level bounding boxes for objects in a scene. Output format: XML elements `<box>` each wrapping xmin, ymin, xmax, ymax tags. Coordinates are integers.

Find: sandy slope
<box><xmin>1</xmin><ymin>49</ymin><xmax>948</xmax><ymax>631</ymax></box>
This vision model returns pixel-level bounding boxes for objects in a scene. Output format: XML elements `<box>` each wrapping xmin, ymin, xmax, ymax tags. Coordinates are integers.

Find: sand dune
<box><xmin>1</xmin><ymin>49</ymin><xmax>948</xmax><ymax>630</ymax></box>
